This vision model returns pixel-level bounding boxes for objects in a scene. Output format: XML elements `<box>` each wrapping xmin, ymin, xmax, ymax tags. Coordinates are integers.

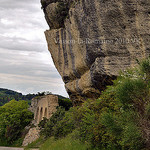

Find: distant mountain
<box><xmin>0</xmin><ymin>88</ymin><xmax>36</xmax><ymax>106</ymax></box>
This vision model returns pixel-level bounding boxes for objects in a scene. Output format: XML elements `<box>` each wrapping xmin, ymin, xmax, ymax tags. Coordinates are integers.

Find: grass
<box><xmin>24</xmin><ymin>136</ymin><xmax>45</xmax><ymax>150</ymax></box>
<box><xmin>24</xmin><ymin>132</ymin><xmax>89</xmax><ymax>150</ymax></box>
<box><xmin>40</xmin><ymin>134</ymin><xmax>89</xmax><ymax>150</ymax></box>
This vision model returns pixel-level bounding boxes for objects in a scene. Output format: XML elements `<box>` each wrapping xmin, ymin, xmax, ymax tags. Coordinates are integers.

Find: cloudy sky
<box><xmin>0</xmin><ymin>0</ymin><xmax>68</xmax><ymax>97</ymax></box>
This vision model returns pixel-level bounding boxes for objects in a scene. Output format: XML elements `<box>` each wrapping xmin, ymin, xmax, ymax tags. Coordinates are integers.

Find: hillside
<box><xmin>0</xmin><ymin>88</ymin><xmax>36</xmax><ymax>106</ymax></box>
<box><xmin>0</xmin><ymin>88</ymin><xmax>70</xmax><ymax>107</ymax></box>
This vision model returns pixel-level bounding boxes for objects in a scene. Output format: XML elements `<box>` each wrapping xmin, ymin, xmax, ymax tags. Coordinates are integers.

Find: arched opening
<box><xmin>39</xmin><ymin>107</ymin><xmax>43</xmax><ymax>122</ymax></box>
<box><xmin>35</xmin><ymin>107</ymin><xmax>39</xmax><ymax>121</ymax></box>
<box><xmin>44</xmin><ymin>107</ymin><xmax>48</xmax><ymax>118</ymax></box>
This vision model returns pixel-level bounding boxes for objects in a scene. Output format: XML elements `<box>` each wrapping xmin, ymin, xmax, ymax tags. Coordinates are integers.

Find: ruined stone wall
<box><xmin>30</xmin><ymin>95</ymin><xmax>59</xmax><ymax>124</ymax></box>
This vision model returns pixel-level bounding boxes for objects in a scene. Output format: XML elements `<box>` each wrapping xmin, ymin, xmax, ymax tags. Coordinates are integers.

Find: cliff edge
<box><xmin>41</xmin><ymin>0</ymin><xmax>150</xmax><ymax>105</ymax></box>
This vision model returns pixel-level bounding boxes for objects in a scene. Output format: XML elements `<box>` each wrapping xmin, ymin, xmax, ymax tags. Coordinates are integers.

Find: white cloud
<box><xmin>0</xmin><ymin>0</ymin><xmax>68</xmax><ymax>97</ymax></box>
<box><xmin>0</xmin><ymin>73</ymin><xmax>67</xmax><ymax>96</ymax></box>
<box><xmin>1</xmin><ymin>18</ymin><xmax>14</xmax><ymax>25</ymax></box>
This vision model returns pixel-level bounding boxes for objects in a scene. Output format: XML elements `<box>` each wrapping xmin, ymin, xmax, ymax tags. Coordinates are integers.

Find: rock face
<box><xmin>30</xmin><ymin>95</ymin><xmax>59</xmax><ymax>124</ymax></box>
<box><xmin>42</xmin><ymin>0</ymin><xmax>150</xmax><ymax>105</ymax></box>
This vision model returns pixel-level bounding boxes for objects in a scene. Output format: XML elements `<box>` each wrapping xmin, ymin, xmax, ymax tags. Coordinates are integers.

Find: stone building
<box><xmin>30</xmin><ymin>95</ymin><xmax>59</xmax><ymax>124</ymax></box>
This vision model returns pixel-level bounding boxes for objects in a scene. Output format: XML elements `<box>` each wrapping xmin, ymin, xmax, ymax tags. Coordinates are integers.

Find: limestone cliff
<box><xmin>41</xmin><ymin>0</ymin><xmax>150</xmax><ymax>105</ymax></box>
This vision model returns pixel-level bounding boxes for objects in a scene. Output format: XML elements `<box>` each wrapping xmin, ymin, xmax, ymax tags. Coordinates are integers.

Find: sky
<box><xmin>0</xmin><ymin>0</ymin><xmax>68</xmax><ymax>97</ymax></box>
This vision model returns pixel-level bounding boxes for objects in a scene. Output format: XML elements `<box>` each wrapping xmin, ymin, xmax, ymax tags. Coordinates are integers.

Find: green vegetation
<box><xmin>24</xmin><ymin>133</ymin><xmax>88</xmax><ymax>150</ymax></box>
<box><xmin>2</xmin><ymin>57</ymin><xmax>149</xmax><ymax>149</ymax></box>
<box><xmin>40</xmin><ymin>134</ymin><xmax>89</xmax><ymax>150</ymax></box>
<box><xmin>0</xmin><ymin>88</ymin><xmax>36</xmax><ymax>106</ymax></box>
<box><xmin>58</xmin><ymin>97</ymin><xmax>73</xmax><ymax>110</ymax></box>
<box><xmin>0</xmin><ymin>100</ymin><xmax>34</xmax><ymax>146</ymax></box>
<box><xmin>24</xmin><ymin>136</ymin><xmax>45</xmax><ymax>150</ymax></box>
<box><xmin>39</xmin><ymin>57</ymin><xmax>150</xmax><ymax>150</ymax></box>
<box><xmin>0</xmin><ymin>88</ymin><xmax>70</xmax><ymax>147</ymax></box>
<box><xmin>39</xmin><ymin>107</ymin><xmax>66</xmax><ymax>138</ymax></box>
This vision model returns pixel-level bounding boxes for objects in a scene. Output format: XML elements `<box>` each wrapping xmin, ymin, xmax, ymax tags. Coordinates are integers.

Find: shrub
<box><xmin>40</xmin><ymin>57</ymin><xmax>150</xmax><ymax>150</ymax></box>
<box><xmin>53</xmin><ymin>108</ymin><xmax>76</xmax><ymax>139</ymax></box>
<box><xmin>39</xmin><ymin>107</ymin><xmax>65</xmax><ymax>138</ymax></box>
<box><xmin>116</xmin><ymin>78</ymin><xmax>148</xmax><ymax>110</ymax></box>
<box><xmin>0</xmin><ymin>100</ymin><xmax>33</xmax><ymax>145</ymax></box>
<box><xmin>58</xmin><ymin>98</ymin><xmax>73</xmax><ymax>110</ymax></box>
<box><xmin>101</xmin><ymin>111</ymin><xmax>143</xmax><ymax>150</ymax></box>
<box><xmin>38</xmin><ymin>117</ymin><xmax>48</xmax><ymax>129</ymax></box>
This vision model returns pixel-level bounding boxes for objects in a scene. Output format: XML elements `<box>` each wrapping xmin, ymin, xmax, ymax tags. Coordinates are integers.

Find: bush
<box><xmin>39</xmin><ymin>107</ymin><xmax>65</xmax><ymax>138</ymax></box>
<box><xmin>58</xmin><ymin>98</ymin><xmax>73</xmax><ymax>110</ymax></box>
<box><xmin>0</xmin><ymin>100</ymin><xmax>33</xmax><ymax>145</ymax></box>
<box><xmin>101</xmin><ymin>111</ymin><xmax>143</xmax><ymax>150</ymax></box>
<box><xmin>38</xmin><ymin>117</ymin><xmax>48</xmax><ymax>129</ymax></box>
<box><xmin>40</xmin><ymin>57</ymin><xmax>150</xmax><ymax>150</ymax></box>
<box><xmin>53</xmin><ymin>108</ymin><xmax>76</xmax><ymax>139</ymax></box>
<box><xmin>116</xmin><ymin>78</ymin><xmax>148</xmax><ymax>110</ymax></box>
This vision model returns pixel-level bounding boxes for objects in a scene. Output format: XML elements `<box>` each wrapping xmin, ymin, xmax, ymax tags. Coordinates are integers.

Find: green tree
<box><xmin>39</xmin><ymin>107</ymin><xmax>65</xmax><ymax>138</ymax></box>
<box><xmin>0</xmin><ymin>100</ymin><xmax>33</xmax><ymax>145</ymax></box>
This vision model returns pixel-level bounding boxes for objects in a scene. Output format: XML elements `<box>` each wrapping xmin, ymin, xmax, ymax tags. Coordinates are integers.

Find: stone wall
<box><xmin>30</xmin><ymin>95</ymin><xmax>59</xmax><ymax>124</ymax></box>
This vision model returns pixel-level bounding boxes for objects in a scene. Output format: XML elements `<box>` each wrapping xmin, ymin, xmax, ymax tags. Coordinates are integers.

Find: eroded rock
<box><xmin>42</xmin><ymin>0</ymin><xmax>150</xmax><ymax>105</ymax></box>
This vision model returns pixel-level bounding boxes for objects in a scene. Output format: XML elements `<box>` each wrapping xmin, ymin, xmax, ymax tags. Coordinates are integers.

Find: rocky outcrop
<box><xmin>42</xmin><ymin>0</ymin><xmax>150</xmax><ymax>105</ymax></box>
